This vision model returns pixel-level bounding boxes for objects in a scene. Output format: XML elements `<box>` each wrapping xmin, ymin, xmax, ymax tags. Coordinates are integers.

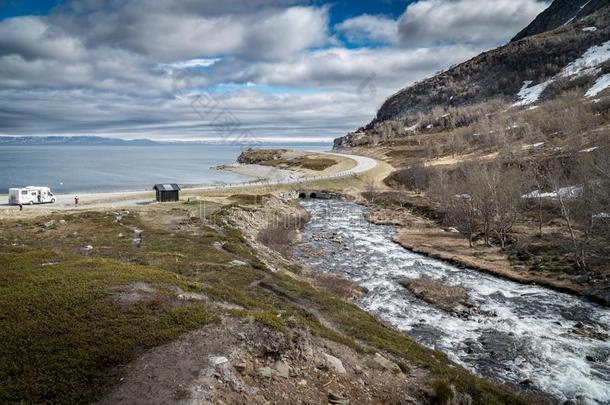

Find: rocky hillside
<box><xmin>353</xmin><ymin>2</ymin><xmax>610</xmax><ymax>131</ymax></box>
<box><xmin>512</xmin><ymin>0</ymin><xmax>609</xmax><ymax>41</ymax></box>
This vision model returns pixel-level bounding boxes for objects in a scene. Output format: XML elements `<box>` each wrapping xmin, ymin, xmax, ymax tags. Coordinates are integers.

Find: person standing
<box><xmin>18</xmin><ymin>203</ymin><xmax>23</xmax><ymax>211</ymax></box>
<box><xmin>74</xmin><ymin>195</ymin><xmax>80</xmax><ymax>207</ymax></box>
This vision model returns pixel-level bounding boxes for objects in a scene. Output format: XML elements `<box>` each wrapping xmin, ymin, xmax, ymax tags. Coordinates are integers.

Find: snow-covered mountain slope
<box><xmin>368</xmin><ymin>3</ymin><xmax>610</xmax><ymax>126</ymax></box>
<box><xmin>514</xmin><ymin>39</ymin><xmax>610</xmax><ymax>106</ymax></box>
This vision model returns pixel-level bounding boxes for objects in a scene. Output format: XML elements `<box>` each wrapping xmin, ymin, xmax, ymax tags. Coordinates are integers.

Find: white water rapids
<box><xmin>294</xmin><ymin>199</ymin><xmax>610</xmax><ymax>404</ymax></box>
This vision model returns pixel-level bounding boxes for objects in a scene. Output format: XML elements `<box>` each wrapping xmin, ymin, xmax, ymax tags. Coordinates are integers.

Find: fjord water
<box><xmin>295</xmin><ymin>199</ymin><xmax>610</xmax><ymax>404</ymax></box>
<box><xmin>0</xmin><ymin>143</ymin><xmax>329</xmax><ymax>194</ymax></box>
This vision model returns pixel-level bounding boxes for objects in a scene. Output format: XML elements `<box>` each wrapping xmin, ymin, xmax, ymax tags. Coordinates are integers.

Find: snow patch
<box><xmin>585</xmin><ymin>74</ymin><xmax>610</xmax><ymax>97</ymax></box>
<box><xmin>524</xmin><ymin>142</ymin><xmax>545</xmax><ymax>149</ymax></box>
<box><xmin>561</xmin><ymin>40</ymin><xmax>610</xmax><ymax>77</ymax></box>
<box><xmin>514</xmin><ymin>41</ymin><xmax>610</xmax><ymax>106</ymax></box>
<box><xmin>513</xmin><ymin>80</ymin><xmax>552</xmax><ymax>106</ymax></box>
<box><xmin>522</xmin><ymin>186</ymin><xmax>582</xmax><ymax>199</ymax></box>
<box><xmin>582</xmin><ymin>26</ymin><xmax>597</xmax><ymax>32</ymax></box>
<box><xmin>579</xmin><ymin>146</ymin><xmax>599</xmax><ymax>153</ymax></box>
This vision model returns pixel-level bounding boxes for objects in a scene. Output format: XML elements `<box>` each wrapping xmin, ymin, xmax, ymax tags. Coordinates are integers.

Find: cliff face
<box><xmin>512</xmin><ymin>0</ymin><xmax>609</xmax><ymax>42</ymax></box>
<box><xmin>363</xmin><ymin>3</ymin><xmax>610</xmax><ymax>128</ymax></box>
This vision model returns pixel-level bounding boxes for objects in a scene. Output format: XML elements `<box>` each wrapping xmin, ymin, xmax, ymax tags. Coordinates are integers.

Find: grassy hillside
<box><xmin>0</xmin><ymin>200</ymin><xmax>545</xmax><ymax>404</ymax></box>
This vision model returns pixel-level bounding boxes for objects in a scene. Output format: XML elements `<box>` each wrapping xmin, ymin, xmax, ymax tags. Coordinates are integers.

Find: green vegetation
<box><xmin>0</xmin><ymin>252</ymin><xmax>218</xmax><ymax>404</ymax></box>
<box><xmin>0</xmin><ymin>201</ymin><xmax>542</xmax><ymax>404</ymax></box>
<box><xmin>237</xmin><ymin>148</ymin><xmax>338</xmax><ymax>171</ymax></box>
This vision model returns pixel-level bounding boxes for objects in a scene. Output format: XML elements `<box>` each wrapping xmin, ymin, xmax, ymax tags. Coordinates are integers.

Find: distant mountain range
<box><xmin>0</xmin><ymin>136</ymin><xmax>160</xmax><ymax>146</ymax></box>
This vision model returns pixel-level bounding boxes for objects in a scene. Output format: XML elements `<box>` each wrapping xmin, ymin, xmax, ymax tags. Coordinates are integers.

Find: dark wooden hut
<box><xmin>153</xmin><ymin>184</ymin><xmax>181</xmax><ymax>202</ymax></box>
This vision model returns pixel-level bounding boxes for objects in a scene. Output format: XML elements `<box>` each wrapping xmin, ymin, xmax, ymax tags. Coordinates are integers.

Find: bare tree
<box><xmin>468</xmin><ymin>165</ymin><xmax>495</xmax><ymax>246</ymax></box>
<box><xmin>446</xmin><ymin>194</ymin><xmax>479</xmax><ymax>248</ymax></box>
<box><xmin>524</xmin><ymin>163</ymin><xmax>546</xmax><ymax>238</ymax></box>
<box><xmin>492</xmin><ymin>166</ymin><xmax>523</xmax><ymax>248</ymax></box>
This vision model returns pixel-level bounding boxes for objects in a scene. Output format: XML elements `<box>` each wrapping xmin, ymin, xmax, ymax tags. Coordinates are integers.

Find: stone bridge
<box><xmin>296</xmin><ymin>190</ymin><xmax>336</xmax><ymax>199</ymax></box>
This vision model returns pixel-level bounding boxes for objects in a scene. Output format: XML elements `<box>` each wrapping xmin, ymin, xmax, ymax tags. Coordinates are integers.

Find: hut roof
<box><xmin>153</xmin><ymin>184</ymin><xmax>181</xmax><ymax>191</ymax></box>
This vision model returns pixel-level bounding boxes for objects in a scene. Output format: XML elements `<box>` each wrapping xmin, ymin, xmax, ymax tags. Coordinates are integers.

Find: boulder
<box><xmin>209</xmin><ymin>356</ymin><xmax>228</xmax><ymax>366</ymax></box>
<box><xmin>328</xmin><ymin>391</ymin><xmax>349</xmax><ymax>405</ymax></box>
<box><xmin>319</xmin><ymin>352</ymin><xmax>346</xmax><ymax>374</ymax></box>
<box><xmin>257</xmin><ymin>367</ymin><xmax>273</xmax><ymax>378</ymax></box>
<box><xmin>272</xmin><ymin>360</ymin><xmax>290</xmax><ymax>378</ymax></box>
<box><xmin>369</xmin><ymin>353</ymin><xmax>402</xmax><ymax>374</ymax></box>
<box><xmin>234</xmin><ymin>361</ymin><xmax>252</xmax><ymax>375</ymax></box>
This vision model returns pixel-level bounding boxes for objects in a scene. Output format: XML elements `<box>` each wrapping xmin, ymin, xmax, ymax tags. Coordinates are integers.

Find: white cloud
<box><xmin>227</xmin><ymin>45</ymin><xmax>482</xmax><ymax>92</ymax></box>
<box><xmin>398</xmin><ymin>0</ymin><xmax>549</xmax><ymax>46</ymax></box>
<box><xmin>335</xmin><ymin>14</ymin><xmax>399</xmax><ymax>45</ymax></box>
<box><xmin>53</xmin><ymin>3</ymin><xmax>330</xmax><ymax>61</ymax></box>
<box><xmin>0</xmin><ymin>16</ymin><xmax>83</xmax><ymax>61</ymax></box>
<box><xmin>0</xmin><ymin>0</ymin><xmax>548</xmax><ymax>139</ymax></box>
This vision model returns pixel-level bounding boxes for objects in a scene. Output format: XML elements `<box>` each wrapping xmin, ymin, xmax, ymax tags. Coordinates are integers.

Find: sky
<box><xmin>0</xmin><ymin>0</ymin><xmax>550</xmax><ymax>142</ymax></box>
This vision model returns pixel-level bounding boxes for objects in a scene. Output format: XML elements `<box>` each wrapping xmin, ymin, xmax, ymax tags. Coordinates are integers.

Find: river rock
<box><xmin>400</xmin><ymin>277</ymin><xmax>475</xmax><ymax>317</ymax></box>
<box><xmin>570</xmin><ymin>322</ymin><xmax>609</xmax><ymax>341</ymax></box>
<box><xmin>519</xmin><ymin>378</ymin><xmax>534</xmax><ymax>387</ymax></box>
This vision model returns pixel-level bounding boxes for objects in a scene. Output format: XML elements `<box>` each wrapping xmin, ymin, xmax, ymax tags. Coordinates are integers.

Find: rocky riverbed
<box><xmin>294</xmin><ymin>199</ymin><xmax>610</xmax><ymax>404</ymax></box>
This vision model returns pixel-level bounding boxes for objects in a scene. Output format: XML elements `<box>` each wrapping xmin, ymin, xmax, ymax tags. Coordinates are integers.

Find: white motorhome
<box><xmin>8</xmin><ymin>187</ymin><xmax>56</xmax><ymax>205</ymax></box>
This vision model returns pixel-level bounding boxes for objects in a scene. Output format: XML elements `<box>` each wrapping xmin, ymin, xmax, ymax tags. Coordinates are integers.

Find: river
<box><xmin>294</xmin><ymin>199</ymin><xmax>610</xmax><ymax>404</ymax></box>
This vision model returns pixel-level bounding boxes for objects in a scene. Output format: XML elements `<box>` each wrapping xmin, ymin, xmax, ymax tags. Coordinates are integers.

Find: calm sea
<box><xmin>0</xmin><ymin>143</ymin><xmax>330</xmax><ymax>194</ymax></box>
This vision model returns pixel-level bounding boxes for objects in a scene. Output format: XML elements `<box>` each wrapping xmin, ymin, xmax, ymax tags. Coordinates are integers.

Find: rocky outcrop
<box><xmin>512</xmin><ymin>0</ymin><xmax>609</xmax><ymax>42</ymax></box>
<box><xmin>100</xmin><ymin>318</ymin><xmax>421</xmax><ymax>405</ymax></box>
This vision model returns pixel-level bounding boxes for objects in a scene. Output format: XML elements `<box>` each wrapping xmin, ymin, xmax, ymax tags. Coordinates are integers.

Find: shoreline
<box><xmin>0</xmin><ymin>151</ymin><xmax>378</xmax><ymax>213</ymax></box>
